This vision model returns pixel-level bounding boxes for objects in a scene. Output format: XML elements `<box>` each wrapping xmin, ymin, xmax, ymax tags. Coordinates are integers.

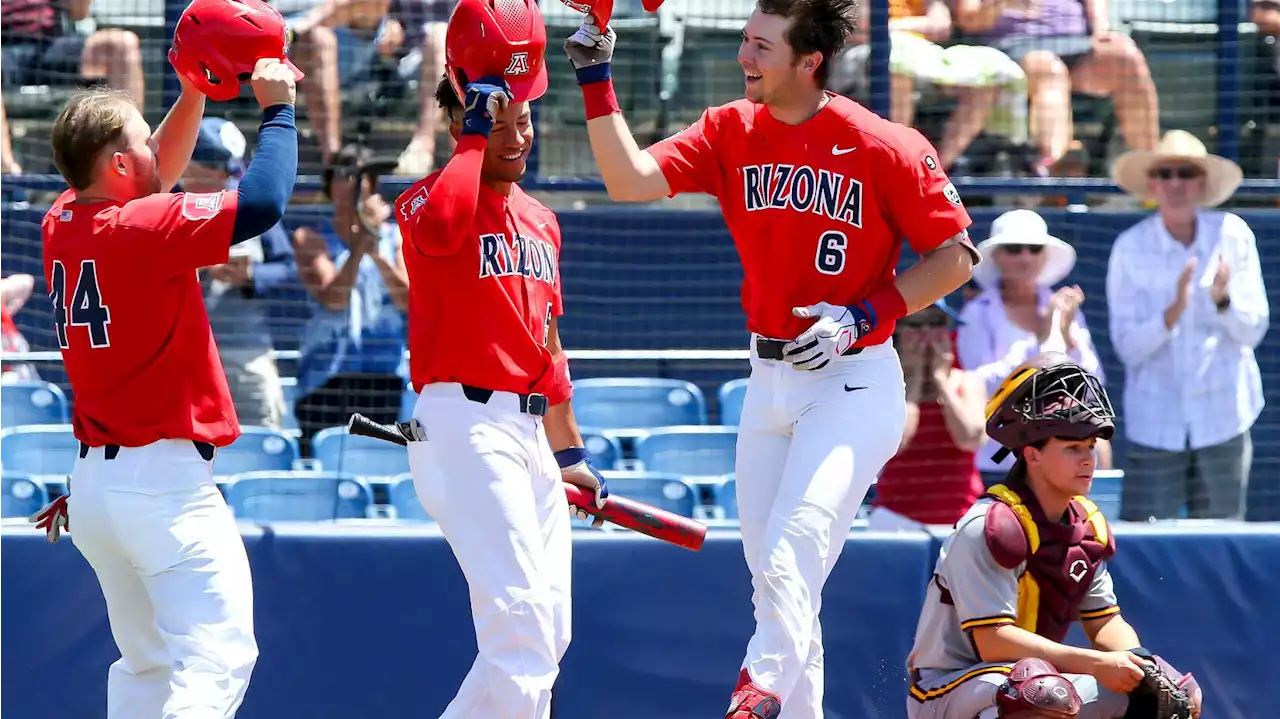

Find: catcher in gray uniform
<box><xmin>904</xmin><ymin>353</ymin><xmax>1204</xmax><ymax>719</ymax></box>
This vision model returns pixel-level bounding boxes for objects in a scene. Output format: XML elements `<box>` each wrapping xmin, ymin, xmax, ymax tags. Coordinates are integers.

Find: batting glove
<box><xmin>783</xmin><ymin>301</ymin><xmax>876</xmax><ymax>371</ymax></box>
<box><xmin>462</xmin><ymin>76</ymin><xmax>512</xmax><ymax>138</ymax></box>
<box><xmin>555</xmin><ymin>446</ymin><xmax>609</xmax><ymax>526</ymax></box>
<box><xmin>563</xmin><ymin>16</ymin><xmax>616</xmax><ymax>83</ymax></box>
<box><xmin>30</xmin><ymin>494</ymin><xmax>69</xmax><ymax>543</ymax></box>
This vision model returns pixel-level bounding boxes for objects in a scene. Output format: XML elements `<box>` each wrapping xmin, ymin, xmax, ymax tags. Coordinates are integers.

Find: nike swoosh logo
<box><xmin>844</xmin><ymin>384</ymin><xmax>866</xmax><ymax>392</ymax></box>
<box><xmin>832</xmin><ymin>146</ymin><xmax>856</xmax><ymax>155</ymax></box>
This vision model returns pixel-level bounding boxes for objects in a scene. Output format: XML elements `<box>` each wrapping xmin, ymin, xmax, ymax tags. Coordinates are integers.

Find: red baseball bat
<box><xmin>346</xmin><ymin>413</ymin><xmax>707</xmax><ymax>551</ymax></box>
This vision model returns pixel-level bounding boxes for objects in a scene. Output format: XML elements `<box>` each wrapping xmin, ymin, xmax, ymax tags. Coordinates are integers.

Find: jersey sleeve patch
<box><xmin>181</xmin><ymin>192</ymin><xmax>226</xmax><ymax>221</ymax></box>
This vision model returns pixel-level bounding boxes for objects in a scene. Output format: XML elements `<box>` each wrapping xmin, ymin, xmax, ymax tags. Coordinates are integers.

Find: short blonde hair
<box><xmin>50</xmin><ymin>87</ymin><xmax>136</xmax><ymax>191</ymax></box>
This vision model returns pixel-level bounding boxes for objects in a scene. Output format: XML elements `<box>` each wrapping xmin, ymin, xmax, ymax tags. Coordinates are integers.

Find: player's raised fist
<box><xmin>250</xmin><ymin>57</ymin><xmax>296</xmax><ymax>109</ymax></box>
<box><xmin>461</xmin><ymin>76</ymin><xmax>512</xmax><ymax>138</ymax></box>
<box><xmin>564</xmin><ymin>16</ymin><xmax>616</xmax><ymax>72</ymax></box>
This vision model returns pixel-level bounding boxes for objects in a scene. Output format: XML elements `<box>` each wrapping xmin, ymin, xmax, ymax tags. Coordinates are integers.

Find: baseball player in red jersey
<box><xmin>391</xmin><ymin>1</ymin><xmax>607</xmax><ymax>717</ymax></box>
<box><xmin>31</xmin><ymin>1</ymin><xmax>302</xmax><ymax>713</ymax></box>
<box><xmin>562</xmin><ymin>0</ymin><xmax>979</xmax><ymax>716</ymax></box>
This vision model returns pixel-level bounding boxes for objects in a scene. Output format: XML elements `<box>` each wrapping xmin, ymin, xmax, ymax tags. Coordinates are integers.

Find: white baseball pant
<box><xmin>735</xmin><ymin>337</ymin><xmax>908</xmax><ymax>718</ymax></box>
<box><xmin>408</xmin><ymin>382</ymin><xmax>573</xmax><ymax>719</ymax></box>
<box><xmin>68</xmin><ymin>439</ymin><xmax>258</xmax><ymax>719</ymax></box>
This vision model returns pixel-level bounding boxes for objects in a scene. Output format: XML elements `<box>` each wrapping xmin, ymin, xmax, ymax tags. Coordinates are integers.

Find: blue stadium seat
<box><xmin>600</xmin><ymin>471</ymin><xmax>699</xmax><ymax>519</ymax></box>
<box><xmin>2</xmin><ymin>472</ymin><xmax>48</xmax><ymax>519</ymax></box>
<box><xmin>635</xmin><ymin>426</ymin><xmax>738</xmax><ymax>477</ymax></box>
<box><xmin>389</xmin><ymin>473</ymin><xmax>431</xmax><ymax>521</ymax></box>
<box><xmin>1089</xmin><ymin>469</ymin><xmax>1125</xmax><ymax>520</ymax></box>
<box><xmin>1</xmin><ymin>381</ymin><xmax>69</xmax><ymax>428</ymax></box>
<box><xmin>570</xmin><ymin>378</ymin><xmax>707</xmax><ymax>431</ymax></box>
<box><xmin>715</xmin><ymin>476</ymin><xmax>738</xmax><ymax>521</ymax></box>
<box><xmin>213</xmin><ymin>427</ymin><xmax>301</xmax><ymax>477</ymax></box>
<box><xmin>718</xmin><ymin>378</ymin><xmax>748</xmax><ymax>426</ymax></box>
<box><xmin>312</xmin><ymin>426</ymin><xmax>410</xmax><ymax>477</ymax></box>
<box><xmin>581</xmin><ymin>430</ymin><xmax>624</xmax><ymax>470</ymax></box>
<box><xmin>0</xmin><ymin>425</ymin><xmax>78</xmax><ymax>476</ymax></box>
<box><xmin>224</xmin><ymin>471</ymin><xmax>373</xmax><ymax>521</ymax></box>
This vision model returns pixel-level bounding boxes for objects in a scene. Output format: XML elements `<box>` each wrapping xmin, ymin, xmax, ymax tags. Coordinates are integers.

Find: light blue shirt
<box><xmin>296</xmin><ymin>219</ymin><xmax>408</xmax><ymax>396</ymax></box>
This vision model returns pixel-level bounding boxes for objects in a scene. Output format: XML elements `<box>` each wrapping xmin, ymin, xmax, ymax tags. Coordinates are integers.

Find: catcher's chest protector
<box><xmin>982</xmin><ymin>483</ymin><xmax>1115</xmax><ymax>643</ymax></box>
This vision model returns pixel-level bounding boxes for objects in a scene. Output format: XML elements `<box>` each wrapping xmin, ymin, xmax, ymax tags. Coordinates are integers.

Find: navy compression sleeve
<box><xmin>232</xmin><ymin>104</ymin><xmax>298</xmax><ymax>245</ymax></box>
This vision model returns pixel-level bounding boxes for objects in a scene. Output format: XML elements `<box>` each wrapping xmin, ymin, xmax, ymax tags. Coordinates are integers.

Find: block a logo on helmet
<box><xmin>169</xmin><ymin>0</ymin><xmax>306</xmax><ymax>102</ymax></box>
<box><xmin>445</xmin><ymin>0</ymin><xmax>549</xmax><ymax>104</ymax></box>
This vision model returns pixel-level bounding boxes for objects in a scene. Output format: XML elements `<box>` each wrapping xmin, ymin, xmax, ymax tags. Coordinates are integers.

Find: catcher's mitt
<box><xmin>1129</xmin><ymin>656</ymin><xmax>1199</xmax><ymax>719</ymax></box>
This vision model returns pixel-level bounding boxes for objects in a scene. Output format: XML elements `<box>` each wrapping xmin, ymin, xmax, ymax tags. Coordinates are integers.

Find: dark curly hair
<box><xmin>756</xmin><ymin>0</ymin><xmax>858</xmax><ymax>87</ymax></box>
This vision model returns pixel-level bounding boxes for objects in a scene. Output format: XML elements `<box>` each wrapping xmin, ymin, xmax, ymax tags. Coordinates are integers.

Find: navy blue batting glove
<box><xmin>555</xmin><ymin>446</ymin><xmax>609</xmax><ymax>526</ymax></box>
<box><xmin>462</xmin><ymin>75</ymin><xmax>512</xmax><ymax>138</ymax></box>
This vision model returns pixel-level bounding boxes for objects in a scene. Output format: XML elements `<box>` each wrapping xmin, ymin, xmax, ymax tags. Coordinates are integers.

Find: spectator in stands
<box><xmin>870</xmin><ymin>299</ymin><xmax>987</xmax><ymax>530</ymax></box>
<box><xmin>292</xmin><ymin>141</ymin><xmax>409</xmax><ymax>456</ymax></box>
<box><xmin>1106</xmin><ymin>130</ymin><xmax>1268</xmax><ymax>521</ymax></box>
<box><xmin>957</xmin><ymin>209</ymin><xmax>1108</xmax><ymax>486</ymax></box>
<box><xmin>1255</xmin><ymin>0</ymin><xmax>1280</xmax><ymax>75</ymax></box>
<box><xmin>0</xmin><ymin>0</ymin><xmax>147</xmax><ymax>174</ymax></box>
<box><xmin>1</xmin><ymin>96</ymin><xmax>18</xmax><ymax>174</ymax></box>
<box><xmin>281</xmin><ymin>0</ymin><xmax>454</xmax><ymax>174</ymax></box>
<box><xmin>831</xmin><ymin>0</ymin><xmax>1029</xmax><ymax>171</ymax></box>
<box><xmin>954</xmin><ymin>0</ymin><xmax>1160</xmax><ymax>177</ymax></box>
<box><xmin>1</xmin><ymin>272</ymin><xmax>38</xmax><ymax>380</ymax></box>
<box><xmin>184</xmin><ymin>118</ymin><xmax>294</xmax><ymax>429</ymax></box>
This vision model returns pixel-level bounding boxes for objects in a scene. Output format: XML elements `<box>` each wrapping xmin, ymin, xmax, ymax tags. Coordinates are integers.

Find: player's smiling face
<box><xmin>739</xmin><ymin>10</ymin><xmax>817</xmax><ymax>105</ymax></box>
<box><xmin>481</xmin><ymin>100</ymin><xmax>534</xmax><ymax>186</ymax></box>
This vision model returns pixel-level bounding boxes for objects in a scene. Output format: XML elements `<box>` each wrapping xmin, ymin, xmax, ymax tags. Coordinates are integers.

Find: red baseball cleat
<box><xmin>726</xmin><ymin>668</ymin><xmax>782</xmax><ymax>719</ymax></box>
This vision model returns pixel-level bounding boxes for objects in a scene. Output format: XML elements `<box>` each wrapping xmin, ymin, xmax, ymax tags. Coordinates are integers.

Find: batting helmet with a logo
<box><xmin>445</xmin><ymin>0</ymin><xmax>549</xmax><ymax>103</ymax></box>
<box><xmin>169</xmin><ymin>0</ymin><xmax>305</xmax><ymax>102</ymax></box>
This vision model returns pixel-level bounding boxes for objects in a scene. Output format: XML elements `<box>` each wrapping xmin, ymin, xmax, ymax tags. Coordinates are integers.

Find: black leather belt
<box><xmin>461</xmin><ymin>384</ymin><xmax>548</xmax><ymax>417</ymax></box>
<box><xmin>80</xmin><ymin>441</ymin><xmax>216</xmax><ymax>462</ymax></box>
<box><xmin>755</xmin><ymin>336</ymin><xmax>864</xmax><ymax>361</ymax></box>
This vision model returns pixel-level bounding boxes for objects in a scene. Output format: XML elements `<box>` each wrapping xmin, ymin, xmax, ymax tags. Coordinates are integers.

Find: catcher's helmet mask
<box><xmin>985</xmin><ymin>356</ymin><xmax>1115</xmax><ymax>464</ymax></box>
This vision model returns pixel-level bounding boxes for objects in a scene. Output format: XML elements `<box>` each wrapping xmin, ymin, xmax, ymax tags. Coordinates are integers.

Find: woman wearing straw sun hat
<box><xmin>1105</xmin><ymin>130</ymin><xmax>1268</xmax><ymax>521</ymax></box>
<box><xmin>956</xmin><ymin>208</ymin><xmax>1107</xmax><ymax>485</ymax></box>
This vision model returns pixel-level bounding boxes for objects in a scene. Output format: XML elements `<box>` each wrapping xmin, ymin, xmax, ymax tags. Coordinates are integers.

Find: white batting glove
<box><xmin>30</xmin><ymin>494</ymin><xmax>69</xmax><ymax>543</ymax></box>
<box><xmin>782</xmin><ymin>302</ymin><xmax>876</xmax><ymax>371</ymax></box>
<box><xmin>564</xmin><ymin>17</ymin><xmax>616</xmax><ymax>72</ymax></box>
<box><xmin>554</xmin><ymin>447</ymin><xmax>609</xmax><ymax>527</ymax></box>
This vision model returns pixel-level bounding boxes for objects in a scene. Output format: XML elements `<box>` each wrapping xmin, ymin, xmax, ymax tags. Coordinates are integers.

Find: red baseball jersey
<box><xmin>396</xmin><ymin>173</ymin><xmax>563</xmax><ymax>396</ymax></box>
<box><xmin>648</xmin><ymin>93</ymin><xmax>972</xmax><ymax>346</ymax></box>
<box><xmin>41</xmin><ymin>189</ymin><xmax>242</xmax><ymax>447</ymax></box>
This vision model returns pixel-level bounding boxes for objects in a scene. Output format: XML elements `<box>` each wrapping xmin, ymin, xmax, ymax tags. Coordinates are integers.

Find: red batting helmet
<box><xmin>445</xmin><ymin>0</ymin><xmax>549</xmax><ymax>104</ymax></box>
<box><xmin>169</xmin><ymin>0</ymin><xmax>305</xmax><ymax>103</ymax></box>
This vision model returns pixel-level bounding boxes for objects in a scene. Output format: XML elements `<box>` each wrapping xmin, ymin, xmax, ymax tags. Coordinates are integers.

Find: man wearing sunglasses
<box><xmin>1106</xmin><ymin>130</ymin><xmax>1269</xmax><ymax>521</ymax></box>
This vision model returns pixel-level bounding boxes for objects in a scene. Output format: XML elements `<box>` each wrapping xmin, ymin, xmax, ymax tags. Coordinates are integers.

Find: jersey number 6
<box><xmin>815</xmin><ymin>230</ymin><xmax>848</xmax><ymax>275</ymax></box>
<box><xmin>50</xmin><ymin>259</ymin><xmax>112</xmax><ymax>349</ymax></box>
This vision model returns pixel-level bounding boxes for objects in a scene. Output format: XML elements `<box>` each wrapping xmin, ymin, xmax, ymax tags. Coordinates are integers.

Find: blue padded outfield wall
<box><xmin>3</xmin><ymin>524</ymin><xmax>1278</xmax><ymax>718</ymax></box>
<box><xmin>6</xmin><ymin>205</ymin><xmax>1280</xmax><ymax>518</ymax></box>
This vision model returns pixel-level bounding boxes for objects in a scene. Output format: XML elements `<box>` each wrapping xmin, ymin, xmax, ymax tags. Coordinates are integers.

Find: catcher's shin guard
<box><xmin>996</xmin><ymin>658</ymin><xmax>1083</xmax><ymax>718</ymax></box>
<box><xmin>726</xmin><ymin>669</ymin><xmax>781</xmax><ymax>719</ymax></box>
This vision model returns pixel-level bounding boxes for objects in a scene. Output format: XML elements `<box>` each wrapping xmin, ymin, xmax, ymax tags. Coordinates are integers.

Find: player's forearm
<box><xmin>1090</xmin><ymin>615</ymin><xmax>1142</xmax><ymax>652</ymax></box>
<box><xmin>895</xmin><ymin>242</ymin><xmax>975</xmax><ymax>314</ymax></box>
<box><xmin>545</xmin><ymin>399</ymin><xmax>586</xmax><ymax>453</ymax></box>
<box><xmin>152</xmin><ymin>87</ymin><xmax>208</xmax><ymax>191</ymax></box>
<box><xmin>404</xmin><ymin>135</ymin><xmax>484</xmax><ymax>257</ymax></box>
<box><xmin>585</xmin><ymin>114</ymin><xmax>670</xmax><ymax>202</ymax></box>
<box><xmin>973</xmin><ymin>625</ymin><xmax>1103</xmax><ymax>675</ymax></box>
<box><xmin>233</xmin><ymin>105</ymin><xmax>299</xmax><ymax>243</ymax></box>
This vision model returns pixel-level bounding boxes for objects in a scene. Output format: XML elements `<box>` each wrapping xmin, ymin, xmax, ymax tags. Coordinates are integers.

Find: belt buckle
<box><xmin>525</xmin><ymin>393</ymin><xmax>549</xmax><ymax>416</ymax></box>
<box><xmin>755</xmin><ymin>336</ymin><xmax>786</xmax><ymax>361</ymax></box>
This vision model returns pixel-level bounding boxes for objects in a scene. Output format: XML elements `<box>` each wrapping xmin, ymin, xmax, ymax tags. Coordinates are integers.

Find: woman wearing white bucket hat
<box><xmin>957</xmin><ymin>209</ymin><xmax>1107</xmax><ymax>484</ymax></box>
